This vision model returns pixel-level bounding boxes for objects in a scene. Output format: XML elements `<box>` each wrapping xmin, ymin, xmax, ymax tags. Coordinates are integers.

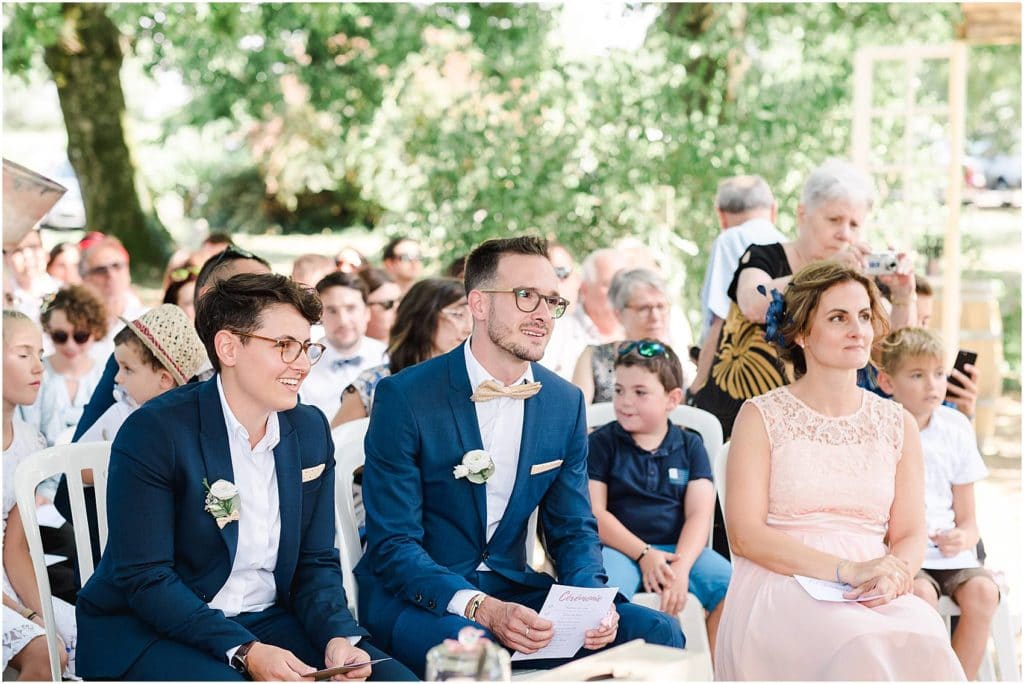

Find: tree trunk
<box><xmin>43</xmin><ymin>3</ymin><xmax>169</xmax><ymax>274</ymax></box>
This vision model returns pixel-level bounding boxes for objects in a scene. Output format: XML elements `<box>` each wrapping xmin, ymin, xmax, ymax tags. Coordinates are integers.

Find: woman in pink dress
<box><xmin>714</xmin><ymin>261</ymin><xmax>964</xmax><ymax>680</ymax></box>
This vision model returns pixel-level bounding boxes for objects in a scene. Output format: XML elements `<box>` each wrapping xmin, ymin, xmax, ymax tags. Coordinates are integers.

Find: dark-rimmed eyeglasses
<box><xmin>479</xmin><ymin>288</ymin><xmax>569</xmax><ymax>319</ymax></box>
<box><xmin>51</xmin><ymin>329</ymin><xmax>91</xmax><ymax>346</ymax></box>
<box><xmin>617</xmin><ymin>340</ymin><xmax>667</xmax><ymax>359</ymax></box>
<box><xmin>623</xmin><ymin>302</ymin><xmax>669</xmax><ymax>317</ymax></box>
<box><xmin>230</xmin><ymin>331</ymin><xmax>326</xmax><ymax>365</ymax></box>
<box><xmin>368</xmin><ymin>299</ymin><xmax>398</xmax><ymax>311</ymax></box>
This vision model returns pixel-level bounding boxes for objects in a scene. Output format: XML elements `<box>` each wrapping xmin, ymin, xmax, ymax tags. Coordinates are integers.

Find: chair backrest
<box><xmin>331</xmin><ymin>418</ymin><xmax>370</xmax><ymax>614</ymax></box>
<box><xmin>714</xmin><ymin>442</ymin><xmax>730</xmax><ymax>516</ymax></box>
<box><xmin>14</xmin><ymin>441</ymin><xmax>112</xmax><ymax>681</ymax></box>
<box><xmin>585</xmin><ymin>402</ymin><xmax>617</xmax><ymax>431</ymax></box>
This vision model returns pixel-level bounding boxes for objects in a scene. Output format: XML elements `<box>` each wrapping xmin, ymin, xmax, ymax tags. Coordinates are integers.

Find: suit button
<box><xmin>427</xmin><ymin>599</ymin><xmax>436</xmax><ymax>609</ymax></box>
<box><xmin>481</xmin><ymin>551</ymin><xmax>490</xmax><ymax>561</ymax></box>
<box><xmin>415</xmin><ymin>593</ymin><xmax>423</xmax><ymax>603</ymax></box>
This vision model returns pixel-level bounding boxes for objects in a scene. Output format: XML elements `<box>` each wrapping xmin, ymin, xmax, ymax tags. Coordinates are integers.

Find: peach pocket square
<box><xmin>301</xmin><ymin>464</ymin><xmax>326</xmax><ymax>483</ymax></box>
<box><xmin>530</xmin><ymin>459</ymin><xmax>563</xmax><ymax>475</ymax></box>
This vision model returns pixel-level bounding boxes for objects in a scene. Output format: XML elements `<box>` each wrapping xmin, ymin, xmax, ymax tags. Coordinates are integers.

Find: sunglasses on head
<box><xmin>617</xmin><ymin>340</ymin><xmax>667</xmax><ymax>359</ymax></box>
<box><xmin>207</xmin><ymin>244</ymin><xmax>257</xmax><ymax>271</ymax></box>
<box><xmin>51</xmin><ymin>329</ymin><xmax>91</xmax><ymax>345</ymax></box>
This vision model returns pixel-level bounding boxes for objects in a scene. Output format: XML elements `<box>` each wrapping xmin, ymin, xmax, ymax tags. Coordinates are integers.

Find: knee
<box><xmin>912</xmin><ymin>579</ymin><xmax>939</xmax><ymax>608</ymax></box>
<box><xmin>624</xmin><ymin>606</ymin><xmax>684</xmax><ymax>649</ymax></box>
<box><xmin>955</xmin><ymin>577</ymin><xmax>1000</xmax><ymax>616</ymax></box>
<box><xmin>13</xmin><ymin>636</ymin><xmax>57</xmax><ymax>680</ymax></box>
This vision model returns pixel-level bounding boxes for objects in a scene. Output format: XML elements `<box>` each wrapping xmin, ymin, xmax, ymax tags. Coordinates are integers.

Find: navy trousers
<box><xmin>361</xmin><ymin>571</ymin><xmax>684</xmax><ymax>679</ymax></box>
<box><xmin>88</xmin><ymin>606</ymin><xmax>416</xmax><ymax>681</ymax></box>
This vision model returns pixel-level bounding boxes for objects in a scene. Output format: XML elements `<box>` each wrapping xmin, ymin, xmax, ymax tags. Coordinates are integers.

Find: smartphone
<box><xmin>946</xmin><ymin>349</ymin><xmax>978</xmax><ymax>395</ymax></box>
<box><xmin>306</xmin><ymin>658</ymin><xmax>391</xmax><ymax>681</ymax></box>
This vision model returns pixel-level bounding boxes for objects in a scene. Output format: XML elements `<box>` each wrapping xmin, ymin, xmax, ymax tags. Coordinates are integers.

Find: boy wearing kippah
<box><xmin>588</xmin><ymin>339</ymin><xmax>731</xmax><ymax>654</ymax></box>
<box><xmin>79</xmin><ymin>304</ymin><xmax>206</xmax><ymax>443</ymax></box>
<box><xmin>877</xmin><ymin>327</ymin><xmax>999</xmax><ymax>679</ymax></box>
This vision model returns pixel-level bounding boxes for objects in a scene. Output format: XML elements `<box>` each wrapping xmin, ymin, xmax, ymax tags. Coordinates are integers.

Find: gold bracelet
<box><xmin>465</xmin><ymin>593</ymin><xmax>487</xmax><ymax>622</ymax></box>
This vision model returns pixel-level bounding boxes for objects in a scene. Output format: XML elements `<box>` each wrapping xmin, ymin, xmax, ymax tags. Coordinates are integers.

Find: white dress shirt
<box><xmin>209</xmin><ymin>375</ymin><xmax>281</xmax><ymax>619</ymax></box>
<box><xmin>300</xmin><ymin>336</ymin><xmax>388</xmax><ymax>420</ymax></box>
<box><xmin>447</xmin><ymin>340</ymin><xmax>533</xmax><ymax>616</ymax></box>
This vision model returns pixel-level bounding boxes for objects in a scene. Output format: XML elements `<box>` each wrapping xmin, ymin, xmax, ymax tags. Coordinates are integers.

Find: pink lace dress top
<box><xmin>713</xmin><ymin>387</ymin><xmax>965</xmax><ymax>681</ymax></box>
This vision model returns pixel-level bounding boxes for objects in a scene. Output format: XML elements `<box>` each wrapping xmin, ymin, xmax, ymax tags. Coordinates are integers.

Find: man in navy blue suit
<box><xmin>76</xmin><ymin>273</ymin><xmax>413</xmax><ymax>681</ymax></box>
<box><xmin>357</xmin><ymin>237</ymin><xmax>684</xmax><ymax>676</ymax></box>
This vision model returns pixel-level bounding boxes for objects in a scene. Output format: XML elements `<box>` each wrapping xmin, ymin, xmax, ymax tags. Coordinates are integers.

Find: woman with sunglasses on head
<box><xmin>163</xmin><ymin>264</ymin><xmax>201</xmax><ymax>322</ymax></box>
<box><xmin>20</xmin><ymin>285</ymin><xmax>108</xmax><ymax>447</ymax></box>
<box><xmin>331</xmin><ymin>277</ymin><xmax>471</xmax><ymax>427</ymax></box>
<box><xmin>572</xmin><ymin>268</ymin><xmax>675</xmax><ymax>404</ymax></box>
<box><xmin>358</xmin><ymin>267</ymin><xmax>404</xmax><ymax>343</ymax></box>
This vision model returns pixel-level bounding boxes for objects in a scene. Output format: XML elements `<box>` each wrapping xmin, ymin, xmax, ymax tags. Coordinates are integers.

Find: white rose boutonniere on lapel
<box><xmin>203</xmin><ymin>478</ymin><xmax>241</xmax><ymax>529</ymax></box>
<box><xmin>453</xmin><ymin>449</ymin><xmax>495</xmax><ymax>484</ymax></box>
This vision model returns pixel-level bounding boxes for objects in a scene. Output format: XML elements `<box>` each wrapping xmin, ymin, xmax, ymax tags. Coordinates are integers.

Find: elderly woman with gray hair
<box><xmin>571</xmin><ymin>267</ymin><xmax>674</xmax><ymax>403</ymax></box>
<box><xmin>690</xmin><ymin>158</ymin><xmax>918</xmax><ymax>440</ymax></box>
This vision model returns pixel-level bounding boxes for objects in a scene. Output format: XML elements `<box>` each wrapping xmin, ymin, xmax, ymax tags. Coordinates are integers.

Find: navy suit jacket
<box><xmin>355</xmin><ymin>343</ymin><xmax>608</xmax><ymax>624</ymax></box>
<box><xmin>76</xmin><ymin>377</ymin><xmax>366</xmax><ymax>679</ymax></box>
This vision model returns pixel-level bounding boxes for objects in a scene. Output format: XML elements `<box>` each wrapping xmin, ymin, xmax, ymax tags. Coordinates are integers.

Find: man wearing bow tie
<box><xmin>300</xmin><ymin>272</ymin><xmax>387</xmax><ymax>420</ymax></box>
<box><xmin>357</xmin><ymin>237</ymin><xmax>684</xmax><ymax>677</ymax></box>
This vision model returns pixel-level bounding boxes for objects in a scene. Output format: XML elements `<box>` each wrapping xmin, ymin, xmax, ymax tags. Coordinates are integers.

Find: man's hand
<box><xmin>475</xmin><ymin>597</ymin><xmax>553</xmax><ymax>654</ymax></box>
<box><xmin>659</xmin><ymin>571</ymin><xmax>689</xmax><ymax>616</ymax></box>
<box><xmin>245</xmin><ymin>642</ymin><xmax>315</xmax><ymax>681</ymax></box>
<box><xmin>323</xmin><ymin>639</ymin><xmax>372</xmax><ymax>681</ymax></box>
<box><xmin>946</xmin><ymin>364</ymin><xmax>979</xmax><ymax>419</ymax></box>
<box><xmin>932</xmin><ymin>528</ymin><xmax>974</xmax><ymax>557</ymax></box>
<box><xmin>638</xmin><ymin>548</ymin><xmax>678</xmax><ymax>593</ymax></box>
<box><xmin>583</xmin><ymin>606</ymin><xmax>619</xmax><ymax>651</ymax></box>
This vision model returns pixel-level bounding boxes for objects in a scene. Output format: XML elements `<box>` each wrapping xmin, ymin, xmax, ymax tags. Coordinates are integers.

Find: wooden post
<box><xmin>942</xmin><ymin>41</ymin><xmax>968</xmax><ymax>365</ymax></box>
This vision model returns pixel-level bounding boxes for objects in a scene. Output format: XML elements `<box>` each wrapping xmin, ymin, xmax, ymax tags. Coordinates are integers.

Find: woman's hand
<box><xmin>840</xmin><ymin>554</ymin><xmax>911</xmax><ymax>595</ymax></box>
<box><xmin>832</xmin><ymin>242</ymin><xmax>871</xmax><ymax>271</ymax></box>
<box><xmin>844</xmin><ymin>574</ymin><xmax>902</xmax><ymax>608</ymax></box>
<box><xmin>639</xmin><ymin>548</ymin><xmax>678</xmax><ymax>593</ymax></box>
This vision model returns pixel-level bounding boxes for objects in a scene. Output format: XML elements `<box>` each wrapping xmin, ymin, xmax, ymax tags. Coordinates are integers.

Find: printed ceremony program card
<box><xmin>921</xmin><ymin>543</ymin><xmax>980</xmax><ymax>570</ymax></box>
<box><xmin>793</xmin><ymin>575</ymin><xmax>883</xmax><ymax>602</ymax></box>
<box><xmin>510</xmin><ymin>584</ymin><xmax>617</xmax><ymax>661</ymax></box>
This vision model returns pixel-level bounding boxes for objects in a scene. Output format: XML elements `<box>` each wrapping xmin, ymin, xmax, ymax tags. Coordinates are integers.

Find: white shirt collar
<box><xmin>216</xmin><ymin>374</ymin><xmax>281</xmax><ymax>452</ymax></box>
<box><xmin>463</xmin><ymin>337</ymin><xmax>534</xmax><ymax>391</ymax></box>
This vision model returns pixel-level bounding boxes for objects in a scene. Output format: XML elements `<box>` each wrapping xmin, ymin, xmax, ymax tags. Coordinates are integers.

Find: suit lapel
<box><xmin>446</xmin><ymin>346</ymin><xmax>487</xmax><ymax>538</ymax></box>
<box><xmin>198</xmin><ymin>379</ymin><xmax>238</xmax><ymax>562</ymax></box>
<box><xmin>273</xmin><ymin>413</ymin><xmax>300</xmax><ymax>591</ymax></box>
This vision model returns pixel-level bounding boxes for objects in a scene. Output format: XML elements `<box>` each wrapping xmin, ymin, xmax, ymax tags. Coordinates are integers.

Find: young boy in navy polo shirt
<box><xmin>588</xmin><ymin>339</ymin><xmax>731</xmax><ymax>653</ymax></box>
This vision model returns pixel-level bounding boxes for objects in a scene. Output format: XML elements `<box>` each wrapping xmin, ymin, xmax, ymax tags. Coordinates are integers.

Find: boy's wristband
<box><xmin>635</xmin><ymin>544</ymin><xmax>651</xmax><ymax>562</ymax></box>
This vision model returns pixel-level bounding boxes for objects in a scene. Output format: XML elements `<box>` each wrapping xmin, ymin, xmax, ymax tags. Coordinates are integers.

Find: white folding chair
<box><xmin>714</xmin><ymin>442</ymin><xmax>729</xmax><ymax>515</ymax></box>
<box><xmin>586</xmin><ymin>402</ymin><xmax>724</xmax><ymax>676</ymax></box>
<box><xmin>938</xmin><ymin>594</ymin><xmax>1020</xmax><ymax>681</ymax></box>
<box><xmin>332</xmin><ymin>418</ymin><xmax>370</xmax><ymax>615</ymax></box>
<box><xmin>14</xmin><ymin>441</ymin><xmax>112</xmax><ymax>681</ymax></box>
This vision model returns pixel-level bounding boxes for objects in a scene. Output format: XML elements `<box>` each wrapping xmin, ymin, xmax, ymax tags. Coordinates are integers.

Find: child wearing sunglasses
<box><xmin>587</xmin><ymin>339</ymin><xmax>731</xmax><ymax>653</ymax></box>
<box><xmin>19</xmin><ymin>285</ymin><xmax>108</xmax><ymax>449</ymax></box>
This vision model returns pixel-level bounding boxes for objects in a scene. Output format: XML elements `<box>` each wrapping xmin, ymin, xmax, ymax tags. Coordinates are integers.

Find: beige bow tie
<box><xmin>471</xmin><ymin>379</ymin><xmax>542</xmax><ymax>402</ymax></box>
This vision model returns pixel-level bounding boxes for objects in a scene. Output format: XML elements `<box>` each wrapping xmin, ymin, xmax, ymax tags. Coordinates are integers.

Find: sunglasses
<box><xmin>84</xmin><ymin>261</ymin><xmax>127</xmax><ymax>278</ymax></box>
<box><xmin>51</xmin><ymin>329</ymin><xmax>91</xmax><ymax>345</ymax></box>
<box><xmin>368</xmin><ymin>299</ymin><xmax>398</xmax><ymax>311</ymax></box>
<box><xmin>617</xmin><ymin>340</ymin><xmax>667</xmax><ymax>358</ymax></box>
<box><xmin>553</xmin><ymin>266</ymin><xmax>573</xmax><ymax>280</ymax></box>
<box><xmin>207</xmin><ymin>244</ymin><xmax>257</xmax><ymax>272</ymax></box>
<box><xmin>169</xmin><ymin>264</ymin><xmax>201</xmax><ymax>283</ymax></box>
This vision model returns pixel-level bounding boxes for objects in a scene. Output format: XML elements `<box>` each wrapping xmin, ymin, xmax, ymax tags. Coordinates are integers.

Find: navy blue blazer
<box><xmin>355</xmin><ymin>343</ymin><xmax>608</xmax><ymax>622</ymax></box>
<box><xmin>76</xmin><ymin>377</ymin><xmax>366</xmax><ymax>679</ymax></box>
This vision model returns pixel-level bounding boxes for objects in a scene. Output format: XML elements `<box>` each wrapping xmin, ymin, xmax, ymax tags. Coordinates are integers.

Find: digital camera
<box><xmin>864</xmin><ymin>252</ymin><xmax>899</xmax><ymax>276</ymax></box>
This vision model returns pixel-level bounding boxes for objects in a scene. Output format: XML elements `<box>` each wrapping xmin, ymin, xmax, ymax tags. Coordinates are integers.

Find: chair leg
<box><xmin>630</xmin><ymin>592</ymin><xmax>714</xmax><ymax>680</ymax></box>
<box><xmin>989</xmin><ymin>597</ymin><xmax>1019</xmax><ymax>681</ymax></box>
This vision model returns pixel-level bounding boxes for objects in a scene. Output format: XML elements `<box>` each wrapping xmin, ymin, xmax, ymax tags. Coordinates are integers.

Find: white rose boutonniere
<box><xmin>203</xmin><ymin>478</ymin><xmax>241</xmax><ymax>529</ymax></box>
<box><xmin>453</xmin><ymin>449</ymin><xmax>495</xmax><ymax>484</ymax></box>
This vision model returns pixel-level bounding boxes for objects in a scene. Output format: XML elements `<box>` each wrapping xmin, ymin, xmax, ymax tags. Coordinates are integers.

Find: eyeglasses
<box><xmin>206</xmin><ymin>245</ymin><xmax>257</xmax><ymax>272</ymax></box>
<box><xmin>440</xmin><ymin>306</ymin><xmax>470</xmax><ymax>323</ymax></box>
<box><xmin>169</xmin><ymin>265</ymin><xmax>201</xmax><ymax>283</ymax></box>
<box><xmin>553</xmin><ymin>266</ymin><xmax>573</xmax><ymax>280</ymax></box>
<box><xmin>230</xmin><ymin>331</ymin><xmax>326</xmax><ymax>365</ymax></box>
<box><xmin>393</xmin><ymin>253</ymin><xmax>421</xmax><ymax>263</ymax></box>
<box><xmin>84</xmin><ymin>261</ymin><xmax>127</xmax><ymax>278</ymax></box>
<box><xmin>368</xmin><ymin>299</ymin><xmax>398</xmax><ymax>311</ymax></box>
<box><xmin>623</xmin><ymin>302</ymin><xmax>669</xmax><ymax>317</ymax></box>
<box><xmin>479</xmin><ymin>288</ymin><xmax>569</xmax><ymax>319</ymax></box>
<box><xmin>617</xmin><ymin>340</ymin><xmax>668</xmax><ymax>359</ymax></box>
<box><xmin>51</xmin><ymin>329</ymin><xmax>91</xmax><ymax>346</ymax></box>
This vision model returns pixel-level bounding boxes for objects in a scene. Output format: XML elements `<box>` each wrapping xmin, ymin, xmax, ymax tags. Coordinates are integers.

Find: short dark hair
<box><xmin>463</xmin><ymin>236</ymin><xmax>549</xmax><ymax>295</ymax></box>
<box><xmin>444</xmin><ymin>254</ymin><xmax>467</xmax><ymax>280</ymax></box>
<box><xmin>202</xmin><ymin>232</ymin><xmax>234</xmax><ymax>247</ymax></box>
<box><xmin>613</xmin><ymin>339</ymin><xmax>684</xmax><ymax>392</ymax></box>
<box><xmin>915</xmin><ymin>275</ymin><xmax>933</xmax><ymax>297</ymax></box>
<box><xmin>195</xmin><ymin>245</ymin><xmax>271</xmax><ymax>294</ymax></box>
<box><xmin>357</xmin><ymin>267</ymin><xmax>394</xmax><ymax>294</ymax></box>
<box><xmin>382</xmin><ymin>236</ymin><xmax>417</xmax><ymax>261</ymax></box>
<box><xmin>195</xmin><ymin>273</ymin><xmax>322</xmax><ymax>372</ymax></box>
<box><xmin>316</xmin><ymin>271</ymin><xmax>369</xmax><ymax>303</ymax></box>
<box><xmin>388</xmin><ymin>277</ymin><xmax>464</xmax><ymax>374</ymax></box>
<box><xmin>113</xmin><ymin>327</ymin><xmax>164</xmax><ymax>374</ymax></box>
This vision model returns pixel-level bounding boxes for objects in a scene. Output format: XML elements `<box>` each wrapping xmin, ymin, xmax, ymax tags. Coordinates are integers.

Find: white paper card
<box><xmin>36</xmin><ymin>503</ymin><xmax>66</xmax><ymax>529</ymax></box>
<box><xmin>793</xmin><ymin>575</ymin><xmax>883</xmax><ymax>602</ymax></box>
<box><xmin>44</xmin><ymin>554</ymin><xmax>66</xmax><ymax>567</ymax></box>
<box><xmin>922</xmin><ymin>544</ymin><xmax>980</xmax><ymax>570</ymax></box>
<box><xmin>510</xmin><ymin>584</ymin><xmax>617</xmax><ymax>661</ymax></box>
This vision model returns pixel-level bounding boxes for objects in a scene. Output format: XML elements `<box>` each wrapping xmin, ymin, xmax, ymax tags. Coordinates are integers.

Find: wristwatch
<box><xmin>466</xmin><ymin>593</ymin><xmax>487</xmax><ymax>622</ymax></box>
<box><xmin>231</xmin><ymin>640</ymin><xmax>258</xmax><ymax>674</ymax></box>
